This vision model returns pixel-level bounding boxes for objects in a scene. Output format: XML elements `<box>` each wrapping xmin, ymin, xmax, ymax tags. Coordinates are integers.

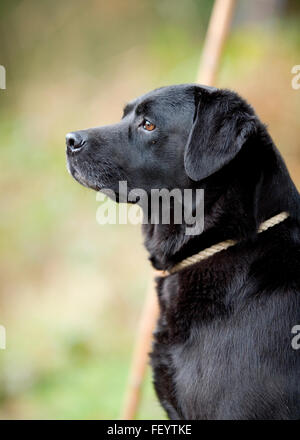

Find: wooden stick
<box><xmin>120</xmin><ymin>272</ymin><xmax>160</xmax><ymax>420</ymax></box>
<box><xmin>197</xmin><ymin>0</ymin><xmax>236</xmax><ymax>86</ymax></box>
<box><xmin>120</xmin><ymin>0</ymin><xmax>237</xmax><ymax>420</ymax></box>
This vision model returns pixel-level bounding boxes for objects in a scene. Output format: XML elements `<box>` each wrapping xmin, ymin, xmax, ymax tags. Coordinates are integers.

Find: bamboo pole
<box><xmin>197</xmin><ymin>0</ymin><xmax>236</xmax><ymax>86</ymax></box>
<box><xmin>120</xmin><ymin>0</ymin><xmax>237</xmax><ymax>420</ymax></box>
<box><xmin>121</xmin><ymin>273</ymin><xmax>160</xmax><ymax>420</ymax></box>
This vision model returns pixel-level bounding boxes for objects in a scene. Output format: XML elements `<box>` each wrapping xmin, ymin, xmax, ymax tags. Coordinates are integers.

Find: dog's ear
<box><xmin>184</xmin><ymin>90</ymin><xmax>257</xmax><ymax>181</ymax></box>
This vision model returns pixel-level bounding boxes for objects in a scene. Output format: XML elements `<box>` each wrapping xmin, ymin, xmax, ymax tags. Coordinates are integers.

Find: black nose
<box><xmin>66</xmin><ymin>132</ymin><xmax>86</xmax><ymax>152</ymax></box>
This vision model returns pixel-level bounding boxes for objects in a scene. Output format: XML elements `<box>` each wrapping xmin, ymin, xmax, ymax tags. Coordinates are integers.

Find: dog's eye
<box><xmin>143</xmin><ymin>119</ymin><xmax>156</xmax><ymax>131</ymax></box>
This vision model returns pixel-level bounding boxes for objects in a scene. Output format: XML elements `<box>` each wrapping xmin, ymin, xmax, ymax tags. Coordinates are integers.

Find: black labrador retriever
<box><xmin>66</xmin><ymin>84</ymin><xmax>300</xmax><ymax>420</ymax></box>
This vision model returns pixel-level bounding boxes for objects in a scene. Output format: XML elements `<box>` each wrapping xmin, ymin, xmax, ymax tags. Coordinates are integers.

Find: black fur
<box><xmin>66</xmin><ymin>84</ymin><xmax>300</xmax><ymax>420</ymax></box>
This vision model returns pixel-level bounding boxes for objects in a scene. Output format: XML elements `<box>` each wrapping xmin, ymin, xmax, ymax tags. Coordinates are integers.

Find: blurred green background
<box><xmin>0</xmin><ymin>0</ymin><xmax>299</xmax><ymax>419</ymax></box>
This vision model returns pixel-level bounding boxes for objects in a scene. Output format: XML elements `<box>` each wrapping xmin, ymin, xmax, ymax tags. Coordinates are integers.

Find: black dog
<box><xmin>66</xmin><ymin>84</ymin><xmax>300</xmax><ymax>420</ymax></box>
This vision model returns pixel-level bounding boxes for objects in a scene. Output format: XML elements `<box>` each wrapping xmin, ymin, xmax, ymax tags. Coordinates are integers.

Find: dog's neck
<box><xmin>142</xmin><ymin>128</ymin><xmax>300</xmax><ymax>272</ymax></box>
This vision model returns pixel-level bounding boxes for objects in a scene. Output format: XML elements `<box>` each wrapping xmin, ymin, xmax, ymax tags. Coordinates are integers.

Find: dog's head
<box><xmin>66</xmin><ymin>84</ymin><xmax>257</xmax><ymax>197</ymax></box>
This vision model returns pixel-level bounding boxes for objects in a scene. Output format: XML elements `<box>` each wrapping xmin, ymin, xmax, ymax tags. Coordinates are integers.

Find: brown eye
<box><xmin>143</xmin><ymin>119</ymin><xmax>155</xmax><ymax>131</ymax></box>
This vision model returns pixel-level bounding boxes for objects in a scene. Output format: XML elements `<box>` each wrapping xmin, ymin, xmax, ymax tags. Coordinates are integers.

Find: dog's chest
<box><xmin>151</xmin><ymin>266</ymin><xmax>234</xmax><ymax>419</ymax></box>
<box><xmin>151</xmin><ymin>260</ymin><xmax>252</xmax><ymax>419</ymax></box>
<box><xmin>155</xmin><ymin>262</ymin><xmax>237</xmax><ymax>343</ymax></box>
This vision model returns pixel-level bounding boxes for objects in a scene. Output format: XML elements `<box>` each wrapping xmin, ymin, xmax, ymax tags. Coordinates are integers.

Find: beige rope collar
<box><xmin>167</xmin><ymin>212</ymin><xmax>289</xmax><ymax>275</ymax></box>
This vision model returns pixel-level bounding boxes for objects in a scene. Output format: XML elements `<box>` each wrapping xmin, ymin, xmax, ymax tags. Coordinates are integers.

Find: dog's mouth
<box><xmin>66</xmin><ymin>159</ymin><xmax>101</xmax><ymax>191</ymax></box>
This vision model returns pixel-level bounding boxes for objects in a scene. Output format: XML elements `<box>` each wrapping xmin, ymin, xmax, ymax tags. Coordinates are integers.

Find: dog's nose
<box><xmin>66</xmin><ymin>132</ymin><xmax>85</xmax><ymax>152</ymax></box>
